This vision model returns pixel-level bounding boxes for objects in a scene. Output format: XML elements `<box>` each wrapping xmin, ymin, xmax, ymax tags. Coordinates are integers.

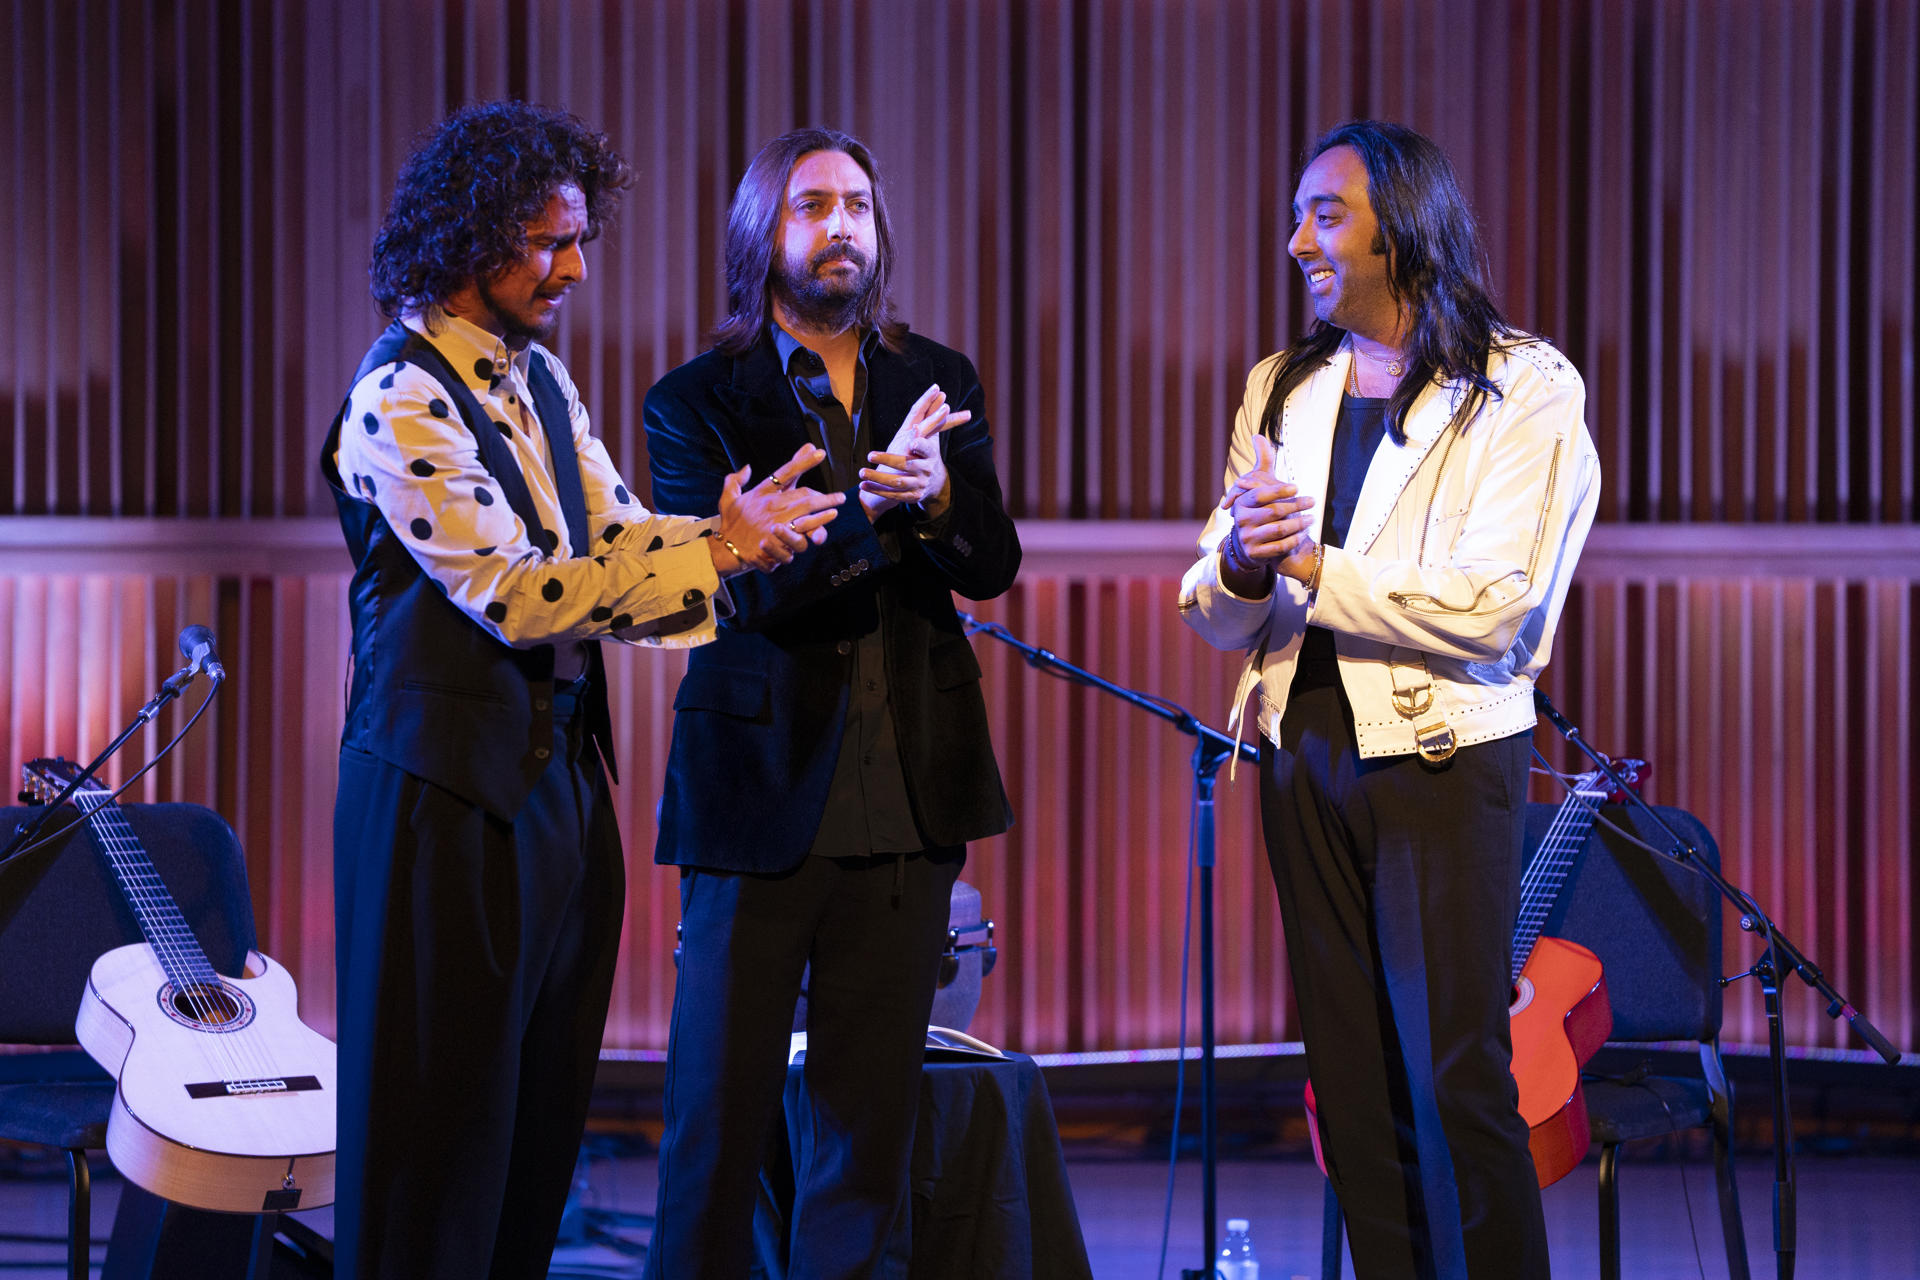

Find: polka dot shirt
<box><xmin>335</xmin><ymin>310</ymin><xmax>728</xmax><ymax>649</ymax></box>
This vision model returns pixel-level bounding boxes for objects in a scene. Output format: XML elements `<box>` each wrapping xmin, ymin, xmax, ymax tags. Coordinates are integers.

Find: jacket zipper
<box><xmin>1391</xmin><ymin>435</ymin><xmax>1564</xmax><ymax>616</ymax></box>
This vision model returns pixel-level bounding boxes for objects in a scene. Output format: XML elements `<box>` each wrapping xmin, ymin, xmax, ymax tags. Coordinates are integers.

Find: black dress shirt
<box><xmin>772</xmin><ymin>325</ymin><xmax>924</xmax><ymax>856</ymax></box>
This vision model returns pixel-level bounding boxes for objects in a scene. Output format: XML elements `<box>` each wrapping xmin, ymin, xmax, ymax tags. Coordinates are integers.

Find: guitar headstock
<box><xmin>1601</xmin><ymin>757</ymin><xmax>1649</xmax><ymax>804</ymax></box>
<box><xmin>19</xmin><ymin>757</ymin><xmax>100</xmax><ymax>806</ymax></box>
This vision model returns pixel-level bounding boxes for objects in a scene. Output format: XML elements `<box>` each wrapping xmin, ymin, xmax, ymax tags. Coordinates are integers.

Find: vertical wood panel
<box><xmin>5</xmin><ymin>0</ymin><xmax>1912</xmax><ymax>526</ymax></box>
<box><xmin>2</xmin><ymin>1</ymin><xmax>1916</xmax><ymax>1061</ymax></box>
<box><xmin>5</xmin><ymin>554</ymin><xmax>1909</xmax><ymax>1055</ymax></box>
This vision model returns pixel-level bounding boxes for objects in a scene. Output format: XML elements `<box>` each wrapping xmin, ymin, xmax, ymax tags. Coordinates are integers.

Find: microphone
<box><xmin>179</xmin><ymin>625</ymin><xmax>227</xmax><ymax>682</ymax></box>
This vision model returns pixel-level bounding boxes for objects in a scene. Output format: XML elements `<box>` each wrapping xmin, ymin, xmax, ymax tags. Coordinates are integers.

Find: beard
<box><xmin>772</xmin><ymin>241</ymin><xmax>876</xmax><ymax>333</ymax></box>
<box><xmin>478</xmin><ymin>276</ymin><xmax>561</xmax><ymax>348</ymax></box>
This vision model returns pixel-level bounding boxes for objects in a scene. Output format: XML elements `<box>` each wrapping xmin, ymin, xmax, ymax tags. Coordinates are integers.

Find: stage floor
<box><xmin>2</xmin><ymin>1150</ymin><xmax>1915</xmax><ymax>1277</ymax></box>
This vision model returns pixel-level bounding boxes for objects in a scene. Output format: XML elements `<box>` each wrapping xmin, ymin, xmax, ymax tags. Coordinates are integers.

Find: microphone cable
<box><xmin>1154</xmin><ymin>797</ymin><xmax>1200</xmax><ymax>1280</ymax></box>
<box><xmin>0</xmin><ymin>676</ymin><xmax>223</xmax><ymax>872</ymax></box>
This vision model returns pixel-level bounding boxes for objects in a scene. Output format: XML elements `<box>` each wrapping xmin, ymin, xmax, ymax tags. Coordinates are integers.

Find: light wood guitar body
<box><xmin>75</xmin><ymin>942</ymin><xmax>336</xmax><ymax>1213</ymax></box>
<box><xmin>24</xmin><ymin>757</ymin><xmax>337</xmax><ymax>1214</ymax></box>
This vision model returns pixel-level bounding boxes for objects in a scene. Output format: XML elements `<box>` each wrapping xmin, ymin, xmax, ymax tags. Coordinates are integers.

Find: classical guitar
<box><xmin>1303</xmin><ymin>761</ymin><xmax>1643</xmax><ymax>1189</ymax></box>
<box><xmin>23</xmin><ymin>759</ymin><xmax>336</xmax><ymax>1213</ymax></box>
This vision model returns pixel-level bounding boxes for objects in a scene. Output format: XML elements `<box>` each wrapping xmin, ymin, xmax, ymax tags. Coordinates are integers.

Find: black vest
<box><xmin>320</xmin><ymin>321</ymin><xmax>615</xmax><ymax>819</ymax></box>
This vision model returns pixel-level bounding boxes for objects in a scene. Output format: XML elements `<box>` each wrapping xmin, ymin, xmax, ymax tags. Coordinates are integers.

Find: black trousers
<box><xmin>331</xmin><ymin>697</ymin><xmax>626</xmax><ymax>1280</ymax></box>
<box><xmin>644</xmin><ymin>848</ymin><xmax>964</xmax><ymax>1280</ymax></box>
<box><xmin>1260</xmin><ymin>677</ymin><xmax>1548</xmax><ymax>1280</ymax></box>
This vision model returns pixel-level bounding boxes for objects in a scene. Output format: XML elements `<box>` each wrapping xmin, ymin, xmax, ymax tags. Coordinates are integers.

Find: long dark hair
<box><xmin>711</xmin><ymin>127</ymin><xmax>908</xmax><ymax>357</ymax></box>
<box><xmin>1260</xmin><ymin>120</ymin><xmax>1508</xmax><ymax>444</ymax></box>
<box><xmin>369</xmin><ymin>101</ymin><xmax>633</xmax><ymax>318</ymax></box>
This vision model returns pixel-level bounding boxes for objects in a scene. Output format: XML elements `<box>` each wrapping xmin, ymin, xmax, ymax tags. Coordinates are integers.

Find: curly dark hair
<box><xmin>369</xmin><ymin>100</ymin><xmax>634</xmax><ymax>317</ymax></box>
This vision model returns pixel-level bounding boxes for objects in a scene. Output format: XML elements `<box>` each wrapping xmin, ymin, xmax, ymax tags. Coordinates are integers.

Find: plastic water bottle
<box><xmin>1217</xmin><ymin>1217</ymin><xmax>1259</xmax><ymax>1280</ymax></box>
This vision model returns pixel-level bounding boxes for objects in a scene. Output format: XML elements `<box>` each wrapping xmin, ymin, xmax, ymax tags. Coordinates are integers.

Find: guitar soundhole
<box><xmin>158</xmin><ymin>981</ymin><xmax>256</xmax><ymax>1033</ymax></box>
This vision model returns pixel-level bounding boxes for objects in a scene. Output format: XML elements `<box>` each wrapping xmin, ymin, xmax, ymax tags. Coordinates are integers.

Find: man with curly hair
<box><xmin>321</xmin><ymin>101</ymin><xmax>841</xmax><ymax>1279</ymax></box>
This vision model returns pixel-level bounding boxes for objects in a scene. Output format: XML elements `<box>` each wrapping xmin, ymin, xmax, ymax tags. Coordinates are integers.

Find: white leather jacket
<box><xmin>1178</xmin><ymin>336</ymin><xmax>1600</xmax><ymax>764</ymax></box>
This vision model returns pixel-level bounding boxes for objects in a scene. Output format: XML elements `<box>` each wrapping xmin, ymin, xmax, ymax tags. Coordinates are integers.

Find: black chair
<box><xmin>0</xmin><ymin>802</ymin><xmax>258</xmax><ymax>1280</ymax></box>
<box><xmin>1312</xmin><ymin>802</ymin><xmax>1751</xmax><ymax>1280</ymax></box>
<box><xmin>1537</xmin><ymin>802</ymin><xmax>1750</xmax><ymax>1280</ymax></box>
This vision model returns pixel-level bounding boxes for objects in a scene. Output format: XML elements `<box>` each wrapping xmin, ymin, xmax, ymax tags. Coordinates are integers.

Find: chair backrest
<box><xmin>0</xmin><ymin>803</ymin><xmax>259</xmax><ymax>1044</ymax></box>
<box><xmin>1530</xmin><ymin>802</ymin><xmax>1724</xmax><ymax>1044</ymax></box>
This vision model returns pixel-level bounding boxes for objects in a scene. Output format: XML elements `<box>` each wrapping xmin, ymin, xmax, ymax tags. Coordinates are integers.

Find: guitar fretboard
<box><xmin>1512</xmin><ymin>776</ymin><xmax>1608</xmax><ymax>982</ymax></box>
<box><xmin>71</xmin><ymin>788</ymin><xmax>219</xmax><ymax>990</ymax></box>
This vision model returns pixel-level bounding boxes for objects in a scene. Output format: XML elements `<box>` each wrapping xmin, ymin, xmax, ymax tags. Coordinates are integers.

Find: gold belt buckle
<box><xmin>1414</xmin><ymin>719</ymin><xmax>1457</xmax><ymax>763</ymax></box>
<box><xmin>1392</xmin><ymin>684</ymin><xmax>1434</xmax><ymax>718</ymax></box>
<box><xmin>1393</xmin><ymin>669</ymin><xmax>1452</xmax><ymax>761</ymax></box>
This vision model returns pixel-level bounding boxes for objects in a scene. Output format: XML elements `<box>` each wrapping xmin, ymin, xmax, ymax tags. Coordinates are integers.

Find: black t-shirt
<box><xmin>1298</xmin><ymin>393</ymin><xmax>1390</xmax><ymax>669</ymax></box>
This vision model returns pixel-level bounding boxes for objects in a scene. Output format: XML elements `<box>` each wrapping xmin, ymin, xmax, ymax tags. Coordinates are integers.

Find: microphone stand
<box><xmin>0</xmin><ymin>661</ymin><xmax>215</xmax><ymax>867</ymax></box>
<box><xmin>1533</xmin><ymin>689</ymin><xmax>1899</xmax><ymax>1280</ymax></box>
<box><xmin>958</xmin><ymin>611</ymin><xmax>1258</xmax><ymax>1275</ymax></box>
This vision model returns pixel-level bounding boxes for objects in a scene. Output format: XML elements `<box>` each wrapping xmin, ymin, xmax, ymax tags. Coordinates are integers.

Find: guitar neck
<box><xmin>71</xmin><ymin>790</ymin><xmax>219</xmax><ymax>988</ymax></box>
<box><xmin>1511</xmin><ymin>779</ymin><xmax>1608</xmax><ymax>981</ymax></box>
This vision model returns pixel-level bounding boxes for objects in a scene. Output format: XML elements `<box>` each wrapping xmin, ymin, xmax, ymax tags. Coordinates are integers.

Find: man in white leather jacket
<box><xmin>1179</xmin><ymin>120</ymin><xmax>1599</xmax><ymax>1279</ymax></box>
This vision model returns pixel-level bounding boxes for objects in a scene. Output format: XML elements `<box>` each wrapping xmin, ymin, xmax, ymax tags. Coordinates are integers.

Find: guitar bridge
<box><xmin>184</xmin><ymin>1075</ymin><xmax>323</xmax><ymax>1099</ymax></box>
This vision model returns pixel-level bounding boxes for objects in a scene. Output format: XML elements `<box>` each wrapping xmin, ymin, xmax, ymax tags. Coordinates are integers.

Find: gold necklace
<box><xmin>1346</xmin><ymin>341</ymin><xmax>1406</xmax><ymax>396</ymax></box>
<box><xmin>1353</xmin><ymin>343</ymin><xmax>1406</xmax><ymax>377</ymax></box>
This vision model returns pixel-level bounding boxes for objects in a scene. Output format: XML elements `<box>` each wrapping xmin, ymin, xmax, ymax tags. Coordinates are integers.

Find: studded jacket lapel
<box><xmin>1343</xmin><ymin>373</ymin><xmax>1462</xmax><ymax>557</ymax></box>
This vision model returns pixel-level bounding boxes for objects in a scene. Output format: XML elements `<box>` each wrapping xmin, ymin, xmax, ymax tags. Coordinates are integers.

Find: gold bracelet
<box><xmin>721</xmin><ymin>535</ymin><xmax>750</xmax><ymax>567</ymax></box>
<box><xmin>1305</xmin><ymin>544</ymin><xmax>1326</xmax><ymax>594</ymax></box>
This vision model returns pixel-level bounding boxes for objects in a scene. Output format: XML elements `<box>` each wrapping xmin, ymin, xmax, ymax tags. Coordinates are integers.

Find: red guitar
<box><xmin>1304</xmin><ymin>761</ymin><xmax>1643</xmax><ymax>1189</ymax></box>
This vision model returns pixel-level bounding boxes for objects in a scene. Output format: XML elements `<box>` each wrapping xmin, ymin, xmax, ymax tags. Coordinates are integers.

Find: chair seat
<box><xmin>0</xmin><ymin>1081</ymin><xmax>114</xmax><ymax>1150</ymax></box>
<box><xmin>1583</xmin><ymin>1074</ymin><xmax>1714</xmax><ymax>1145</ymax></box>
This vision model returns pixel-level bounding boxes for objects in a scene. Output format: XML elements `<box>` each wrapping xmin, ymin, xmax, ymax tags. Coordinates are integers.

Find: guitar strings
<box><xmin>24</xmin><ymin>701</ymin><xmax>255</xmax><ymax>1082</ymax></box>
<box><xmin>1512</xmin><ymin>765</ymin><xmax>1608</xmax><ymax>983</ymax></box>
<box><xmin>78</xmin><ymin>791</ymin><xmax>254</xmax><ymax>1084</ymax></box>
<box><xmin>75</xmin><ymin>788</ymin><xmax>276</xmax><ymax>1087</ymax></box>
<box><xmin>23</xmin><ymin>681</ymin><xmax>289</xmax><ymax>1092</ymax></box>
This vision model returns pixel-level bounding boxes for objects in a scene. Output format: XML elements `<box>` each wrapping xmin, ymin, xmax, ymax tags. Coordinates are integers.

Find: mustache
<box><xmin>809</xmin><ymin>242</ymin><xmax>869</xmax><ymax>272</ymax></box>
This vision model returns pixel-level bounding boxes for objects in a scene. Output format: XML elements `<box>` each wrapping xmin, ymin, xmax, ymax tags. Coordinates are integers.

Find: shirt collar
<box><xmin>403</xmin><ymin>307</ymin><xmax>534</xmax><ymax>390</ymax></box>
<box><xmin>770</xmin><ymin>321</ymin><xmax>877</xmax><ymax>382</ymax></box>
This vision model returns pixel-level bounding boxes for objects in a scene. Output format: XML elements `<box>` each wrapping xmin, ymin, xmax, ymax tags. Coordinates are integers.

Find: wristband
<box><xmin>1305</xmin><ymin>544</ymin><xmax>1326</xmax><ymax>594</ymax></box>
<box><xmin>1223</xmin><ymin>524</ymin><xmax>1260</xmax><ymax>576</ymax></box>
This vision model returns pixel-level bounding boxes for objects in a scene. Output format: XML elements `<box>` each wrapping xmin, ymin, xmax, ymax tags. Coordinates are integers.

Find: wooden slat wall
<box><xmin>2</xmin><ymin>0</ymin><xmax>1915</xmax><ymax>1057</ymax></box>
<box><xmin>3</xmin><ymin>529</ymin><xmax>1912</xmax><ymax>1055</ymax></box>
<box><xmin>5</xmin><ymin>0</ymin><xmax>1913</xmax><ymax>525</ymax></box>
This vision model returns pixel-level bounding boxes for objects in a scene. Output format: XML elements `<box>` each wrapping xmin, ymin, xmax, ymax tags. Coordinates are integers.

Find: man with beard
<box><xmin>323</xmin><ymin>102</ymin><xmax>840</xmax><ymax>1279</ymax></box>
<box><xmin>640</xmin><ymin>127</ymin><xmax>1020</xmax><ymax>1277</ymax></box>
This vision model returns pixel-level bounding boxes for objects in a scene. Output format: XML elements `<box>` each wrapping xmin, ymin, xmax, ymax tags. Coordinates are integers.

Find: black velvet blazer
<box><xmin>644</xmin><ymin>328</ymin><xmax>1019</xmax><ymax>873</ymax></box>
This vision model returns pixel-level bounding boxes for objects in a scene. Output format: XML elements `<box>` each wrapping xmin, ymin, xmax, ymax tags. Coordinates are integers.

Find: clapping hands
<box><xmin>1221</xmin><ymin>435</ymin><xmax>1317</xmax><ymax>582</ymax></box>
<box><xmin>858</xmin><ymin>383</ymin><xmax>971</xmax><ymax>521</ymax></box>
<box><xmin>712</xmin><ymin>443</ymin><xmax>844</xmax><ymax>575</ymax></box>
